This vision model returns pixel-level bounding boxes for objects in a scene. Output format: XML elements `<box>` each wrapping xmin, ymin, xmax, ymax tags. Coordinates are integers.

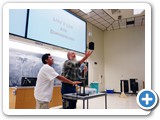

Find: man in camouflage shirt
<box><xmin>61</xmin><ymin>51</ymin><xmax>92</xmax><ymax>109</ymax></box>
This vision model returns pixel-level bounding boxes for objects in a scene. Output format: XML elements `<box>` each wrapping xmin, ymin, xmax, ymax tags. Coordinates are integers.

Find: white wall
<box><xmin>87</xmin><ymin>23</ymin><xmax>105</xmax><ymax>91</ymax></box>
<box><xmin>104</xmin><ymin>26</ymin><xmax>145</xmax><ymax>92</ymax></box>
<box><xmin>9</xmin><ymin>35</ymin><xmax>83</xmax><ymax>59</ymax></box>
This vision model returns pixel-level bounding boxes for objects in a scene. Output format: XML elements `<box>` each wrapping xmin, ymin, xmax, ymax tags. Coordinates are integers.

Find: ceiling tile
<box><xmin>135</xmin><ymin>20</ymin><xmax>142</xmax><ymax>23</ymax></box>
<box><xmin>98</xmin><ymin>12</ymin><xmax>107</xmax><ymax>17</ymax></box>
<box><xmin>127</xmin><ymin>17</ymin><xmax>134</xmax><ymax>21</ymax></box>
<box><xmin>67</xmin><ymin>9</ymin><xmax>145</xmax><ymax>31</ymax></box>
<box><xmin>92</xmin><ymin>15</ymin><xmax>101</xmax><ymax>19</ymax></box>
<box><xmin>97</xmin><ymin>18</ymin><xmax>105</xmax><ymax>23</ymax></box>
<box><xmin>95</xmin><ymin>22</ymin><xmax>102</xmax><ymax>26</ymax></box>
<box><xmin>127</xmin><ymin>24</ymin><xmax>134</xmax><ymax>27</ymax></box>
<box><xmin>135</xmin><ymin>16</ymin><xmax>143</xmax><ymax>21</ymax></box>
<box><xmin>101</xmin><ymin>28</ymin><xmax>106</xmax><ymax>31</ymax></box>
<box><xmin>120</xmin><ymin>25</ymin><xmax>126</xmax><ymax>29</ymax></box>
<box><xmin>81</xmin><ymin>15</ymin><xmax>90</xmax><ymax>19</ymax></box>
<box><xmin>87</xmin><ymin>17</ymin><xmax>94</xmax><ymax>22</ymax></box>
<box><xmin>142</xmin><ymin>20</ymin><xmax>145</xmax><ymax>25</ymax></box>
<box><xmin>107</xmin><ymin>25</ymin><xmax>113</xmax><ymax>31</ymax></box>
<box><xmin>107</xmin><ymin>18</ymin><xmax>115</xmax><ymax>24</ymax></box>
<box><xmin>101</xmin><ymin>21</ymin><xmax>110</xmax><ymax>27</ymax></box>
<box><xmin>113</xmin><ymin>20</ymin><xmax>118</xmax><ymax>24</ymax></box>
<box><xmin>103</xmin><ymin>15</ymin><xmax>112</xmax><ymax>20</ymax></box>
<box><xmin>70</xmin><ymin>9</ymin><xmax>80</xmax><ymax>13</ymax></box>
<box><xmin>119</xmin><ymin>23</ymin><xmax>126</xmax><ymax>27</ymax></box>
<box><xmin>113</xmin><ymin>26</ymin><xmax>119</xmax><ymax>30</ymax></box>
<box><xmin>92</xmin><ymin>9</ymin><xmax>103</xmax><ymax>14</ymax></box>
<box><xmin>88</xmin><ymin>11</ymin><xmax>97</xmax><ymax>16</ymax></box>
<box><xmin>76</xmin><ymin>11</ymin><xmax>85</xmax><ymax>16</ymax></box>
<box><xmin>135</xmin><ymin>23</ymin><xmax>141</xmax><ymax>26</ymax></box>
<box><xmin>91</xmin><ymin>20</ymin><xmax>98</xmax><ymax>24</ymax></box>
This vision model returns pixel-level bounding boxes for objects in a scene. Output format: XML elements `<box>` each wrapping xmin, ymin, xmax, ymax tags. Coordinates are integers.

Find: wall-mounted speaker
<box><xmin>89</xmin><ymin>42</ymin><xmax>94</xmax><ymax>50</ymax></box>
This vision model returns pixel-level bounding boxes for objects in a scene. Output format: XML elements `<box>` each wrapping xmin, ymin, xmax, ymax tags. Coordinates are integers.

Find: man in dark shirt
<box><xmin>61</xmin><ymin>51</ymin><xmax>92</xmax><ymax>109</ymax></box>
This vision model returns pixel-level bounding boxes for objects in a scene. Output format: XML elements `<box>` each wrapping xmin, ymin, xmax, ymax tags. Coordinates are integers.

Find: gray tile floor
<box><xmin>76</xmin><ymin>93</ymin><xmax>140</xmax><ymax>109</ymax></box>
<box><xmin>51</xmin><ymin>93</ymin><xmax>140</xmax><ymax>109</ymax></box>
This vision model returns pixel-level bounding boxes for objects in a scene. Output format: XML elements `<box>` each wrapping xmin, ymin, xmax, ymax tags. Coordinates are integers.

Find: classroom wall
<box><xmin>87</xmin><ymin>23</ymin><xmax>105</xmax><ymax>91</ymax></box>
<box><xmin>9</xmin><ymin>23</ymin><xmax>144</xmax><ymax>92</ymax></box>
<box><xmin>104</xmin><ymin>26</ymin><xmax>145</xmax><ymax>92</ymax></box>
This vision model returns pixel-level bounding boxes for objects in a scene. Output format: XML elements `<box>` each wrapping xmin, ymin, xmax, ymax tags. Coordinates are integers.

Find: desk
<box><xmin>9</xmin><ymin>86</ymin><xmax>62</xmax><ymax>109</ymax></box>
<box><xmin>63</xmin><ymin>93</ymin><xmax>107</xmax><ymax>109</ymax></box>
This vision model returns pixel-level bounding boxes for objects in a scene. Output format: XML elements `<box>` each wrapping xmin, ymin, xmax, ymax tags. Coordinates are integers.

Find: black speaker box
<box><xmin>120</xmin><ymin>80</ymin><xmax>129</xmax><ymax>93</ymax></box>
<box><xmin>89</xmin><ymin>42</ymin><xmax>94</xmax><ymax>50</ymax></box>
<box><xmin>130</xmin><ymin>79</ymin><xmax>138</xmax><ymax>93</ymax></box>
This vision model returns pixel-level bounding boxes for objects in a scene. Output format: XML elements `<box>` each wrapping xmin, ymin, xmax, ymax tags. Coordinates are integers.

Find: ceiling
<box><xmin>67</xmin><ymin>9</ymin><xmax>145</xmax><ymax>31</ymax></box>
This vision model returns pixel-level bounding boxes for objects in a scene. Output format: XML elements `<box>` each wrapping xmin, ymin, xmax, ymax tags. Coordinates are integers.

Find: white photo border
<box><xmin>3</xmin><ymin>2</ymin><xmax>151</xmax><ymax>115</ymax></box>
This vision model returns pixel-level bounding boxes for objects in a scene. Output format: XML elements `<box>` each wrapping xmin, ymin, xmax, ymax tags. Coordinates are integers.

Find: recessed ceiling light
<box><xmin>134</xmin><ymin>9</ymin><xmax>144</xmax><ymax>15</ymax></box>
<box><xmin>80</xmin><ymin>9</ymin><xmax>92</xmax><ymax>14</ymax></box>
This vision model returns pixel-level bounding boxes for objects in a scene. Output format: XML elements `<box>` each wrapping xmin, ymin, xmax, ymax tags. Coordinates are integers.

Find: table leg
<box><xmin>105</xmin><ymin>93</ymin><xmax>107</xmax><ymax>109</ymax></box>
<box><xmin>83</xmin><ymin>99</ymin><xmax>85</xmax><ymax>109</ymax></box>
<box><xmin>87</xmin><ymin>99</ymin><xmax>89</xmax><ymax>109</ymax></box>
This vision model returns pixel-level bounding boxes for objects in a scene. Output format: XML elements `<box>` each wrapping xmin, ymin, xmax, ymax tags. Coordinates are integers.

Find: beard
<box><xmin>70</xmin><ymin>56</ymin><xmax>77</xmax><ymax>61</ymax></box>
<box><xmin>73</xmin><ymin>57</ymin><xmax>77</xmax><ymax>61</ymax></box>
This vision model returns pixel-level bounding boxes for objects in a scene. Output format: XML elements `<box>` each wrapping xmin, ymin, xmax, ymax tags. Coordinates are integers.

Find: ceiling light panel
<box><xmin>134</xmin><ymin>9</ymin><xmax>144</xmax><ymax>15</ymax></box>
<box><xmin>80</xmin><ymin>9</ymin><xmax>92</xmax><ymax>14</ymax></box>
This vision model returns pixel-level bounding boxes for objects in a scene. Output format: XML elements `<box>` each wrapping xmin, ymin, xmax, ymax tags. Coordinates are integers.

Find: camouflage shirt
<box><xmin>61</xmin><ymin>60</ymin><xmax>82</xmax><ymax>81</ymax></box>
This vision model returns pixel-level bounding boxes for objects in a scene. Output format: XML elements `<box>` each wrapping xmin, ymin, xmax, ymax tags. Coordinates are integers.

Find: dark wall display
<box><xmin>9</xmin><ymin>48</ymin><xmax>66</xmax><ymax>87</ymax></box>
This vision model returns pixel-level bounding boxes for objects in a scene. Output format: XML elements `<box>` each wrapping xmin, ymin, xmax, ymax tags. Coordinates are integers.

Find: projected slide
<box><xmin>9</xmin><ymin>9</ymin><xmax>27</xmax><ymax>37</ymax></box>
<box><xmin>27</xmin><ymin>9</ymin><xmax>86</xmax><ymax>53</ymax></box>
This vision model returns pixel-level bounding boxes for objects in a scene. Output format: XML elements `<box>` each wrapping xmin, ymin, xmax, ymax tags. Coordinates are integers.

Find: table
<box><xmin>62</xmin><ymin>92</ymin><xmax>107</xmax><ymax>109</ymax></box>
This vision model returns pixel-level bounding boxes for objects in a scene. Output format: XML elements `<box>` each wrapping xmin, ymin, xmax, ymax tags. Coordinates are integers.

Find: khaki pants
<box><xmin>36</xmin><ymin>100</ymin><xmax>49</xmax><ymax>109</ymax></box>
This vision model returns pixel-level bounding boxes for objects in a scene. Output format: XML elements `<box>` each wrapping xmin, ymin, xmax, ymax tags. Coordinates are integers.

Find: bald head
<box><xmin>67</xmin><ymin>51</ymin><xmax>76</xmax><ymax>60</ymax></box>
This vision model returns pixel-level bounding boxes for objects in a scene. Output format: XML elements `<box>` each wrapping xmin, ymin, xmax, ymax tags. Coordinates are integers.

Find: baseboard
<box><xmin>101</xmin><ymin>91</ymin><xmax>137</xmax><ymax>95</ymax></box>
<box><xmin>113</xmin><ymin>92</ymin><xmax>137</xmax><ymax>95</ymax></box>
